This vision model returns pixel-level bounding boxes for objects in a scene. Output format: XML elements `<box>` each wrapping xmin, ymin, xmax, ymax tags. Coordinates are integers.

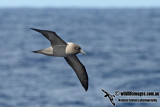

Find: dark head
<box><xmin>66</xmin><ymin>42</ymin><xmax>86</xmax><ymax>55</ymax></box>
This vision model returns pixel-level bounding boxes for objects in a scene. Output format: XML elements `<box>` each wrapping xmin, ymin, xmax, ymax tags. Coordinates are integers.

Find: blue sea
<box><xmin>0</xmin><ymin>8</ymin><xmax>160</xmax><ymax>107</ymax></box>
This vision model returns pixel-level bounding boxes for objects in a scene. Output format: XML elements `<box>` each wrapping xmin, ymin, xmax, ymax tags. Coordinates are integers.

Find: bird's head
<box><xmin>66</xmin><ymin>42</ymin><xmax>86</xmax><ymax>55</ymax></box>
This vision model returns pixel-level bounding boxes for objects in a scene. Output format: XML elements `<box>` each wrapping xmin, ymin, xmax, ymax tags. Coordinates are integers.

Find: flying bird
<box><xmin>102</xmin><ymin>89</ymin><xmax>115</xmax><ymax>106</ymax></box>
<box><xmin>31</xmin><ymin>28</ymin><xmax>88</xmax><ymax>91</ymax></box>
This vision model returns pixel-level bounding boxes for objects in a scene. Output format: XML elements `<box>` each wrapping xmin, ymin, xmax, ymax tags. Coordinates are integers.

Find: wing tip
<box><xmin>102</xmin><ymin>89</ymin><xmax>105</xmax><ymax>92</ymax></box>
<box><xmin>30</xmin><ymin>28</ymin><xmax>41</xmax><ymax>32</ymax></box>
<box><xmin>30</xmin><ymin>28</ymin><xmax>56</xmax><ymax>33</ymax></box>
<box><xmin>30</xmin><ymin>28</ymin><xmax>35</xmax><ymax>30</ymax></box>
<box><xmin>84</xmin><ymin>85</ymin><xmax>88</xmax><ymax>91</ymax></box>
<box><xmin>82</xmin><ymin>80</ymin><xmax>88</xmax><ymax>91</ymax></box>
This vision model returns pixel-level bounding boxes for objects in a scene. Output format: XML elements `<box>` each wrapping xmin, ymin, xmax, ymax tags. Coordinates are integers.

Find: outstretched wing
<box><xmin>109</xmin><ymin>98</ymin><xmax>116</xmax><ymax>106</ymax></box>
<box><xmin>64</xmin><ymin>55</ymin><xmax>88</xmax><ymax>91</ymax></box>
<box><xmin>31</xmin><ymin>28</ymin><xmax>67</xmax><ymax>46</ymax></box>
<box><xmin>102</xmin><ymin>89</ymin><xmax>108</xmax><ymax>95</ymax></box>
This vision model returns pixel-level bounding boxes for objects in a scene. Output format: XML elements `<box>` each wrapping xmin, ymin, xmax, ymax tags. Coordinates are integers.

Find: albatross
<box><xmin>31</xmin><ymin>28</ymin><xmax>88</xmax><ymax>91</ymax></box>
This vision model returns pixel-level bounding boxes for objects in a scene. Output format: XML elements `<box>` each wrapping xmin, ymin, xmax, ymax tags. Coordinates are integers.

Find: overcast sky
<box><xmin>1</xmin><ymin>0</ymin><xmax>160</xmax><ymax>8</ymax></box>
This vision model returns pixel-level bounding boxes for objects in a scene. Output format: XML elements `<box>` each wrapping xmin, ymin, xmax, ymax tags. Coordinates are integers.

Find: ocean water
<box><xmin>0</xmin><ymin>8</ymin><xmax>160</xmax><ymax>107</ymax></box>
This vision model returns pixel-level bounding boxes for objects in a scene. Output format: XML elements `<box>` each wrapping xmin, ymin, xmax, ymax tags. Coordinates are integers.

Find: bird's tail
<box><xmin>32</xmin><ymin>50</ymin><xmax>42</xmax><ymax>54</ymax></box>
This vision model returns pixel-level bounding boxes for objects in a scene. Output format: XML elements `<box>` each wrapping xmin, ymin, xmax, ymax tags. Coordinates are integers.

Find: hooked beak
<box><xmin>80</xmin><ymin>49</ymin><xmax>86</xmax><ymax>55</ymax></box>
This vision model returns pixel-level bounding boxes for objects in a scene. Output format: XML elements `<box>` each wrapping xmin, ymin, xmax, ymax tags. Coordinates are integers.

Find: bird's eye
<box><xmin>75</xmin><ymin>46</ymin><xmax>81</xmax><ymax>50</ymax></box>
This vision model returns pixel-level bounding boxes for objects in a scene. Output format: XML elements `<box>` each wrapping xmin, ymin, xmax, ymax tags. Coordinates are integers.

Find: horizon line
<box><xmin>0</xmin><ymin>6</ymin><xmax>160</xmax><ymax>9</ymax></box>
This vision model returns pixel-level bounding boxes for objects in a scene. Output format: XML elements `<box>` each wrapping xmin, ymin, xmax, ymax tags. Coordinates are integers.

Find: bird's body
<box><xmin>33</xmin><ymin>42</ymin><xmax>85</xmax><ymax>57</ymax></box>
<box><xmin>31</xmin><ymin>28</ymin><xmax>88</xmax><ymax>91</ymax></box>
